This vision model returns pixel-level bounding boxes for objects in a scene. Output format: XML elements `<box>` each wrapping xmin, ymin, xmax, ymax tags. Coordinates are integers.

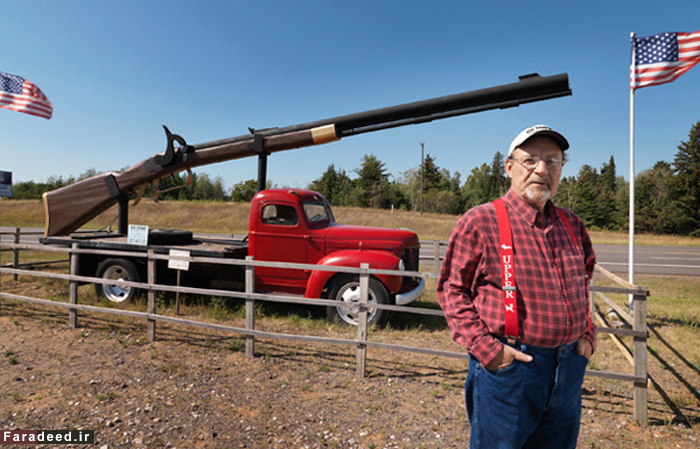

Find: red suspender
<box><xmin>556</xmin><ymin>208</ymin><xmax>577</xmax><ymax>246</ymax></box>
<box><xmin>493</xmin><ymin>198</ymin><xmax>518</xmax><ymax>340</ymax></box>
<box><xmin>557</xmin><ymin>208</ymin><xmax>595</xmax><ymax>334</ymax></box>
<box><xmin>493</xmin><ymin>199</ymin><xmax>592</xmax><ymax>341</ymax></box>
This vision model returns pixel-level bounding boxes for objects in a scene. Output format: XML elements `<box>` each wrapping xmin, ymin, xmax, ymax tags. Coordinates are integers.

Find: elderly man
<box><xmin>437</xmin><ymin>125</ymin><xmax>596</xmax><ymax>449</ymax></box>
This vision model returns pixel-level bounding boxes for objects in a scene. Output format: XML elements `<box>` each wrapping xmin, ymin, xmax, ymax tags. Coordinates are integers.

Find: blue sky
<box><xmin>1</xmin><ymin>0</ymin><xmax>699</xmax><ymax>192</ymax></box>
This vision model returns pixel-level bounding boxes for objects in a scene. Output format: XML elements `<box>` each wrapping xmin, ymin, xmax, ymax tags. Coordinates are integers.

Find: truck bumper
<box><xmin>395</xmin><ymin>277</ymin><xmax>425</xmax><ymax>306</ymax></box>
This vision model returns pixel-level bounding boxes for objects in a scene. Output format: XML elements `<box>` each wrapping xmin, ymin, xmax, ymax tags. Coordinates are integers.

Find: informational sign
<box><xmin>127</xmin><ymin>224</ymin><xmax>149</xmax><ymax>246</ymax></box>
<box><xmin>168</xmin><ymin>249</ymin><xmax>190</xmax><ymax>271</ymax></box>
<box><xmin>0</xmin><ymin>170</ymin><xmax>12</xmax><ymax>198</ymax></box>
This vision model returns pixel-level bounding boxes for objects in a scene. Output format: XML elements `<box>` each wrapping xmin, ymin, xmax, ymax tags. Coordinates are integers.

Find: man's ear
<box><xmin>504</xmin><ymin>158</ymin><xmax>514</xmax><ymax>179</ymax></box>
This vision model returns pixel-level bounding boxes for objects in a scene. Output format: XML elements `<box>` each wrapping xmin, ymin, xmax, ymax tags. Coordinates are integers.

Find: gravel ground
<box><xmin>1</xmin><ymin>300</ymin><xmax>698</xmax><ymax>449</ymax></box>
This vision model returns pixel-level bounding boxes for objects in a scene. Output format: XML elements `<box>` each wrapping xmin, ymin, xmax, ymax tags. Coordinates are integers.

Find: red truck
<box><xmin>40</xmin><ymin>188</ymin><xmax>424</xmax><ymax>327</ymax></box>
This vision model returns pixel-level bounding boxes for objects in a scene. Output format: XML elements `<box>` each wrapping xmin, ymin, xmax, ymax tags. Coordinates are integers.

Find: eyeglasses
<box><xmin>510</xmin><ymin>156</ymin><xmax>564</xmax><ymax>170</ymax></box>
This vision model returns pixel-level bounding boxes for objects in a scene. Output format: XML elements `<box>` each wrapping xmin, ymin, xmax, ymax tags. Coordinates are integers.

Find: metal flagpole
<box><xmin>629</xmin><ymin>32</ymin><xmax>636</xmax><ymax>312</ymax></box>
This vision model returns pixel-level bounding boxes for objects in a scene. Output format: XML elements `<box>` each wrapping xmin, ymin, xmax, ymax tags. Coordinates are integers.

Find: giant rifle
<box><xmin>42</xmin><ymin>73</ymin><xmax>572</xmax><ymax>237</ymax></box>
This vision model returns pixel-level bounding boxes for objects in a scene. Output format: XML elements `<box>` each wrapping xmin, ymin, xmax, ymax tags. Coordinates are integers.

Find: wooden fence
<box><xmin>1</xmin><ymin>229</ymin><xmax>650</xmax><ymax>425</ymax></box>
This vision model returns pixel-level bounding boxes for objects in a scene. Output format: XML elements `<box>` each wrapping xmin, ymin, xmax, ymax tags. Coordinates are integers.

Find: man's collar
<box><xmin>503</xmin><ymin>189</ymin><xmax>556</xmax><ymax>225</ymax></box>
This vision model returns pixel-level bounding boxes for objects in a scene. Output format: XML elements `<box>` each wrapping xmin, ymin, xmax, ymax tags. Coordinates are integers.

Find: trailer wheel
<box><xmin>148</xmin><ymin>229</ymin><xmax>193</xmax><ymax>245</ymax></box>
<box><xmin>95</xmin><ymin>258</ymin><xmax>140</xmax><ymax>303</ymax></box>
<box><xmin>326</xmin><ymin>275</ymin><xmax>389</xmax><ymax>327</ymax></box>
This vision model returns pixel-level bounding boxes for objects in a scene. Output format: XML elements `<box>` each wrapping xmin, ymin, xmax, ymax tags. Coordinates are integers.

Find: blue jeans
<box><xmin>465</xmin><ymin>340</ymin><xmax>589</xmax><ymax>449</ymax></box>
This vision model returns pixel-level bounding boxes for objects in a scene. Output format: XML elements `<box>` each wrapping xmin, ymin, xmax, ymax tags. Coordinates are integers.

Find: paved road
<box><xmin>3</xmin><ymin>227</ymin><xmax>699</xmax><ymax>277</ymax></box>
<box><xmin>593</xmin><ymin>244</ymin><xmax>700</xmax><ymax>277</ymax></box>
<box><xmin>420</xmin><ymin>241</ymin><xmax>700</xmax><ymax>277</ymax></box>
<box><xmin>0</xmin><ymin>226</ymin><xmax>45</xmax><ymax>243</ymax></box>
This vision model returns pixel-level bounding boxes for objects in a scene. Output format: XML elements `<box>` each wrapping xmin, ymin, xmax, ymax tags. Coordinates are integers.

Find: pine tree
<box><xmin>598</xmin><ymin>156</ymin><xmax>619</xmax><ymax>229</ymax></box>
<box><xmin>353</xmin><ymin>155</ymin><xmax>391</xmax><ymax>208</ymax></box>
<box><xmin>420</xmin><ymin>154</ymin><xmax>443</xmax><ymax>192</ymax></box>
<box><xmin>488</xmin><ymin>151</ymin><xmax>508</xmax><ymax>200</ymax></box>
<box><xmin>673</xmin><ymin>120</ymin><xmax>700</xmax><ymax>234</ymax></box>
<box><xmin>635</xmin><ymin>162</ymin><xmax>691</xmax><ymax>234</ymax></box>
<box><xmin>572</xmin><ymin>165</ymin><xmax>605</xmax><ymax>229</ymax></box>
<box><xmin>461</xmin><ymin>163</ymin><xmax>492</xmax><ymax>209</ymax></box>
<box><xmin>308</xmin><ymin>164</ymin><xmax>352</xmax><ymax>206</ymax></box>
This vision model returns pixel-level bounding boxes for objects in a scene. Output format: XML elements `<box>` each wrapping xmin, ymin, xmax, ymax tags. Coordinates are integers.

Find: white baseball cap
<box><xmin>508</xmin><ymin>125</ymin><xmax>569</xmax><ymax>157</ymax></box>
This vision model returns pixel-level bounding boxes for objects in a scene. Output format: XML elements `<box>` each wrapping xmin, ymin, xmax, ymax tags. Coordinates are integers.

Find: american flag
<box><xmin>0</xmin><ymin>71</ymin><xmax>53</xmax><ymax>119</ymax></box>
<box><xmin>631</xmin><ymin>30</ymin><xmax>700</xmax><ymax>90</ymax></box>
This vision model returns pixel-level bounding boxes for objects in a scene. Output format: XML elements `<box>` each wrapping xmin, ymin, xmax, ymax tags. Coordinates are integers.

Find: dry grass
<box><xmin>588</xmin><ymin>230</ymin><xmax>700</xmax><ymax>247</ymax></box>
<box><xmin>4</xmin><ymin>199</ymin><xmax>700</xmax><ymax>246</ymax></box>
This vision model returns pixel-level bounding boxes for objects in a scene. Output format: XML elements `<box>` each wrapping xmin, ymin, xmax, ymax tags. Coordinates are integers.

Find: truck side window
<box><xmin>261</xmin><ymin>204</ymin><xmax>299</xmax><ymax>226</ymax></box>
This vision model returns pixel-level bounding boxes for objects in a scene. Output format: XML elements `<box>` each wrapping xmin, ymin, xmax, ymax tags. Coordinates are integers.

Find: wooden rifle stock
<box><xmin>42</xmin><ymin>73</ymin><xmax>572</xmax><ymax>236</ymax></box>
<box><xmin>42</xmin><ymin>127</ymin><xmax>335</xmax><ymax>236</ymax></box>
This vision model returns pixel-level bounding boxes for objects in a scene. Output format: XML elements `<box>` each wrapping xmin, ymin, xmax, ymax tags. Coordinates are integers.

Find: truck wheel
<box><xmin>326</xmin><ymin>275</ymin><xmax>390</xmax><ymax>327</ymax></box>
<box><xmin>95</xmin><ymin>258</ymin><xmax>140</xmax><ymax>303</ymax></box>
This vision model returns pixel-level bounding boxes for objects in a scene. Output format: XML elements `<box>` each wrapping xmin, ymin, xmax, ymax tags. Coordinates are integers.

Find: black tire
<box><xmin>95</xmin><ymin>258</ymin><xmax>140</xmax><ymax>303</ymax></box>
<box><xmin>148</xmin><ymin>229</ymin><xmax>193</xmax><ymax>245</ymax></box>
<box><xmin>325</xmin><ymin>275</ymin><xmax>390</xmax><ymax>327</ymax></box>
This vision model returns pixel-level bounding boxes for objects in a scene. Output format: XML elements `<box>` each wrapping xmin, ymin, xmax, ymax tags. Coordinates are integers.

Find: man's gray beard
<box><xmin>525</xmin><ymin>185</ymin><xmax>552</xmax><ymax>204</ymax></box>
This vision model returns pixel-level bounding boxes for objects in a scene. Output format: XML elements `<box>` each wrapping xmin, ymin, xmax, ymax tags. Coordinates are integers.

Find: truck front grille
<box><xmin>402</xmin><ymin>247</ymin><xmax>420</xmax><ymax>272</ymax></box>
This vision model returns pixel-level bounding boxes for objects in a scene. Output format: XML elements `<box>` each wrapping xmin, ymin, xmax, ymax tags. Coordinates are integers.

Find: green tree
<box><xmin>10</xmin><ymin>180</ymin><xmax>43</xmax><ymax>199</ymax></box>
<box><xmin>598</xmin><ymin>156</ymin><xmax>620</xmax><ymax>229</ymax></box>
<box><xmin>420</xmin><ymin>154</ymin><xmax>443</xmax><ymax>192</ymax></box>
<box><xmin>613</xmin><ymin>175</ymin><xmax>630</xmax><ymax>231</ymax></box>
<box><xmin>230</xmin><ymin>179</ymin><xmax>272</xmax><ymax>202</ymax></box>
<box><xmin>460</xmin><ymin>152</ymin><xmax>508</xmax><ymax>210</ymax></box>
<box><xmin>635</xmin><ymin>161</ymin><xmax>690</xmax><ymax>234</ymax></box>
<box><xmin>673</xmin><ymin>120</ymin><xmax>700</xmax><ymax>234</ymax></box>
<box><xmin>413</xmin><ymin>154</ymin><xmax>463</xmax><ymax>214</ymax></box>
<box><xmin>553</xmin><ymin>175</ymin><xmax>577</xmax><ymax>211</ymax></box>
<box><xmin>461</xmin><ymin>163</ymin><xmax>492</xmax><ymax>209</ymax></box>
<box><xmin>191</xmin><ymin>174</ymin><xmax>226</xmax><ymax>200</ymax></box>
<box><xmin>487</xmin><ymin>151</ymin><xmax>509</xmax><ymax>200</ymax></box>
<box><xmin>394</xmin><ymin>167</ymin><xmax>421</xmax><ymax>211</ymax></box>
<box><xmin>571</xmin><ymin>165</ymin><xmax>606</xmax><ymax>229</ymax></box>
<box><xmin>352</xmin><ymin>154</ymin><xmax>392</xmax><ymax>208</ymax></box>
<box><xmin>308</xmin><ymin>164</ymin><xmax>353</xmax><ymax>206</ymax></box>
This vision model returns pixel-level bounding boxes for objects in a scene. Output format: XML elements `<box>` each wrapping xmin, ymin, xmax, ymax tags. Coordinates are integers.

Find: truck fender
<box><xmin>305</xmin><ymin>250</ymin><xmax>403</xmax><ymax>300</ymax></box>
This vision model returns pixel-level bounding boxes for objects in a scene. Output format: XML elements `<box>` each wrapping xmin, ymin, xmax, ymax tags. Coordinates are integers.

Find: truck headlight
<box><xmin>398</xmin><ymin>259</ymin><xmax>406</xmax><ymax>271</ymax></box>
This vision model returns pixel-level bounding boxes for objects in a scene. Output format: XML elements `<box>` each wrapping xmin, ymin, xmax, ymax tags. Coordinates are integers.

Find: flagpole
<box><xmin>629</xmin><ymin>32</ymin><xmax>636</xmax><ymax>312</ymax></box>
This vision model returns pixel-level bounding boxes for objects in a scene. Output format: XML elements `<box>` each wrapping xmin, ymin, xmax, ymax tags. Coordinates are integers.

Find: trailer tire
<box><xmin>325</xmin><ymin>275</ymin><xmax>389</xmax><ymax>327</ymax></box>
<box><xmin>95</xmin><ymin>258</ymin><xmax>140</xmax><ymax>303</ymax></box>
<box><xmin>148</xmin><ymin>229</ymin><xmax>193</xmax><ymax>245</ymax></box>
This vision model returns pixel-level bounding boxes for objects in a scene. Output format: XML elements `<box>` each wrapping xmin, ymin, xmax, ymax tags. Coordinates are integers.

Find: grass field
<box><xmin>3</xmin><ymin>198</ymin><xmax>700</xmax><ymax>246</ymax></box>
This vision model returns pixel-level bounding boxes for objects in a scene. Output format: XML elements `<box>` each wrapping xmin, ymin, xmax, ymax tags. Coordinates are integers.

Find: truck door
<box><xmin>253</xmin><ymin>202</ymin><xmax>308</xmax><ymax>291</ymax></box>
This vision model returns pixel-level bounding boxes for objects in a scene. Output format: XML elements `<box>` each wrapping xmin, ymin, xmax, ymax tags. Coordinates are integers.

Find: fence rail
<box><xmin>1</xmin><ymin>228</ymin><xmax>650</xmax><ymax>425</ymax></box>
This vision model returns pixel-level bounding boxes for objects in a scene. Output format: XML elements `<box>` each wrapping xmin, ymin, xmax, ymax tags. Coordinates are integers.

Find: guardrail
<box><xmin>1</xmin><ymin>232</ymin><xmax>650</xmax><ymax>425</ymax></box>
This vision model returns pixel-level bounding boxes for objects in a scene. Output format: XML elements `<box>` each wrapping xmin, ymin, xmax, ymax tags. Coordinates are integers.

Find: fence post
<box><xmin>589</xmin><ymin>271</ymin><xmax>595</xmax><ymax>321</ymax></box>
<box><xmin>69</xmin><ymin>243</ymin><xmax>79</xmax><ymax>329</ymax></box>
<box><xmin>433</xmin><ymin>240</ymin><xmax>440</xmax><ymax>274</ymax></box>
<box><xmin>633</xmin><ymin>288</ymin><xmax>648</xmax><ymax>426</ymax></box>
<box><xmin>13</xmin><ymin>227</ymin><xmax>20</xmax><ymax>281</ymax></box>
<box><xmin>147</xmin><ymin>250</ymin><xmax>156</xmax><ymax>343</ymax></box>
<box><xmin>0</xmin><ymin>231</ymin><xmax>3</xmax><ymax>290</ymax></box>
<box><xmin>356</xmin><ymin>263</ymin><xmax>369</xmax><ymax>378</ymax></box>
<box><xmin>245</xmin><ymin>256</ymin><xmax>255</xmax><ymax>357</ymax></box>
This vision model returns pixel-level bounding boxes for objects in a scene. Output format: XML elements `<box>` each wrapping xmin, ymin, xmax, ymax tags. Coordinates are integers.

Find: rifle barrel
<box><xmin>194</xmin><ymin>73</ymin><xmax>571</xmax><ymax>149</ymax></box>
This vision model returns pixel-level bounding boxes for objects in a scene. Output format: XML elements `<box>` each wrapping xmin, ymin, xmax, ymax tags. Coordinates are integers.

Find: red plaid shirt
<box><xmin>436</xmin><ymin>190</ymin><xmax>597</xmax><ymax>365</ymax></box>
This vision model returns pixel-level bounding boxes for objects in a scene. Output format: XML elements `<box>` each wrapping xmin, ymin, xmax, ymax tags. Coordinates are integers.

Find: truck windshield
<box><xmin>303</xmin><ymin>200</ymin><xmax>335</xmax><ymax>225</ymax></box>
